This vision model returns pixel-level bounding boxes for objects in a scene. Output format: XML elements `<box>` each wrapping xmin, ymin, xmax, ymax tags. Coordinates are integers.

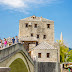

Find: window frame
<box><xmin>37</xmin><ymin>34</ymin><xmax>39</xmax><ymax>38</ymax></box>
<box><xmin>38</xmin><ymin>53</ymin><xmax>41</xmax><ymax>58</ymax></box>
<box><xmin>31</xmin><ymin>33</ymin><xmax>33</xmax><ymax>37</ymax></box>
<box><xmin>47</xmin><ymin>24</ymin><xmax>50</xmax><ymax>28</ymax></box>
<box><xmin>34</xmin><ymin>24</ymin><xmax>37</xmax><ymax>28</ymax></box>
<box><xmin>43</xmin><ymin>35</ymin><xmax>46</xmax><ymax>39</ymax></box>
<box><xmin>25</xmin><ymin>23</ymin><xmax>28</xmax><ymax>28</ymax></box>
<box><xmin>47</xmin><ymin>53</ymin><xmax>50</xmax><ymax>58</ymax></box>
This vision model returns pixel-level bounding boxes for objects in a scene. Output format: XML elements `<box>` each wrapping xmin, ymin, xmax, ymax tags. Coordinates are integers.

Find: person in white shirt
<box><xmin>0</xmin><ymin>39</ymin><xmax>2</xmax><ymax>48</ymax></box>
<box><xmin>15</xmin><ymin>36</ymin><xmax>18</xmax><ymax>43</ymax></box>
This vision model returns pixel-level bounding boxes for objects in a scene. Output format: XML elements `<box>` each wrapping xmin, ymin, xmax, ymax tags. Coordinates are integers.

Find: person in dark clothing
<box><xmin>12</xmin><ymin>37</ymin><xmax>15</xmax><ymax>44</ymax></box>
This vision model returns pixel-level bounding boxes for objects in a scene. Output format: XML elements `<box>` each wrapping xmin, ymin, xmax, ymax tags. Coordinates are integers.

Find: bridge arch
<box><xmin>0</xmin><ymin>43</ymin><xmax>34</xmax><ymax>72</ymax></box>
<box><xmin>9</xmin><ymin>58</ymin><xmax>28</xmax><ymax>72</ymax></box>
<box><xmin>6</xmin><ymin>52</ymin><xmax>30</xmax><ymax>72</ymax></box>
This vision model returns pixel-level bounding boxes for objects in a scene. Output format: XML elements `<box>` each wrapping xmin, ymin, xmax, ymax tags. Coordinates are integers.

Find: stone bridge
<box><xmin>0</xmin><ymin>43</ymin><xmax>34</xmax><ymax>72</ymax></box>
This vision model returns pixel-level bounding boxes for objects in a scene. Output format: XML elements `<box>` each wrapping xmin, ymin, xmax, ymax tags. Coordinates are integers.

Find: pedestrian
<box><xmin>0</xmin><ymin>38</ymin><xmax>2</xmax><ymax>48</ymax></box>
<box><xmin>15</xmin><ymin>36</ymin><xmax>18</xmax><ymax>43</ymax></box>
<box><xmin>12</xmin><ymin>37</ymin><xmax>15</xmax><ymax>44</ymax></box>
<box><xmin>3</xmin><ymin>38</ymin><xmax>5</xmax><ymax>43</ymax></box>
<box><xmin>3</xmin><ymin>38</ymin><xmax>5</xmax><ymax>47</ymax></box>
<box><xmin>4</xmin><ymin>39</ymin><xmax>7</xmax><ymax>47</ymax></box>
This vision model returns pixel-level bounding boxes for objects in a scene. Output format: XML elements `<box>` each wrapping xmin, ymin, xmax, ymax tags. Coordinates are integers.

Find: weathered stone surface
<box><xmin>31</xmin><ymin>42</ymin><xmax>58</xmax><ymax>62</ymax></box>
<box><xmin>0</xmin><ymin>43</ymin><xmax>34</xmax><ymax>72</ymax></box>
<box><xmin>32</xmin><ymin>49</ymin><xmax>58</xmax><ymax>62</ymax></box>
<box><xmin>0</xmin><ymin>67</ymin><xmax>10</xmax><ymax>72</ymax></box>
<box><xmin>19</xmin><ymin>16</ymin><xmax>54</xmax><ymax>45</ymax></box>
<box><xmin>37</xmin><ymin>62</ymin><xmax>60</xmax><ymax>72</ymax></box>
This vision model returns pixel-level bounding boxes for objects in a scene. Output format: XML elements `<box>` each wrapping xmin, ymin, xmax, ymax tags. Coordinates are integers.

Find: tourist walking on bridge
<box><xmin>12</xmin><ymin>37</ymin><xmax>15</xmax><ymax>44</ymax></box>
<box><xmin>3</xmin><ymin>38</ymin><xmax>5</xmax><ymax>43</ymax></box>
<box><xmin>15</xmin><ymin>36</ymin><xmax>18</xmax><ymax>43</ymax></box>
<box><xmin>0</xmin><ymin>38</ymin><xmax>2</xmax><ymax>48</ymax></box>
<box><xmin>3</xmin><ymin>38</ymin><xmax>5</xmax><ymax>47</ymax></box>
<box><xmin>4</xmin><ymin>39</ymin><xmax>7</xmax><ymax>47</ymax></box>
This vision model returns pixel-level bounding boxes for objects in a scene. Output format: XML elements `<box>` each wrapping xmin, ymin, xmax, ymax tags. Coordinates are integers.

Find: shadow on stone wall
<box><xmin>37</xmin><ymin>62</ymin><xmax>60</xmax><ymax>72</ymax></box>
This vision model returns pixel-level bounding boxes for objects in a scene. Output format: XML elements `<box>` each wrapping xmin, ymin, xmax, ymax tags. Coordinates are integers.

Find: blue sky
<box><xmin>0</xmin><ymin>0</ymin><xmax>72</xmax><ymax>48</ymax></box>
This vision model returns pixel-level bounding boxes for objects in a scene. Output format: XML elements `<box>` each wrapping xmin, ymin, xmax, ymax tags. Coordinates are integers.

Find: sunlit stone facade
<box><xmin>19</xmin><ymin>16</ymin><xmax>54</xmax><ymax>45</ymax></box>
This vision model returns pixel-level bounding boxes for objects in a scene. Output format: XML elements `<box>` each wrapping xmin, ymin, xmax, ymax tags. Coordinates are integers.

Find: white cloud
<box><xmin>0</xmin><ymin>0</ymin><xmax>57</xmax><ymax>13</ymax></box>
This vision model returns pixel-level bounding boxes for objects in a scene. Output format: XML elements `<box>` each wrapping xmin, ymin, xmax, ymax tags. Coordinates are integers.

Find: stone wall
<box><xmin>31</xmin><ymin>49</ymin><xmax>57</xmax><ymax>62</ymax></box>
<box><xmin>0</xmin><ymin>43</ymin><xmax>34</xmax><ymax>72</ymax></box>
<box><xmin>0</xmin><ymin>67</ymin><xmax>10</xmax><ymax>72</ymax></box>
<box><xmin>24</xmin><ymin>41</ymin><xmax>36</xmax><ymax>51</ymax></box>
<box><xmin>37</xmin><ymin>62</ymin><xmax>60</xmax><ymax>72</ymax></box>
<box><xmin>19</xmin><ymin>16</ymin><xmax>54</xmax><ymax>45</ymax></box>
<box><xmin>53</xmin><ymin>42</ymin><xmax>60</xmax><ymax>62</ymax></box>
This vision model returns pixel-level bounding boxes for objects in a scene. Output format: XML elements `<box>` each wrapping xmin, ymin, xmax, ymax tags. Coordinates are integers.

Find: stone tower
<box><xmin>19</xmin><ymin>16</ymin><xmax>54</xmax><ymax>45</ymax></box>
<box><xmin>60</xmin><ymin>32</ymin><xmax>63</xmax><ymax>44</ymax></box>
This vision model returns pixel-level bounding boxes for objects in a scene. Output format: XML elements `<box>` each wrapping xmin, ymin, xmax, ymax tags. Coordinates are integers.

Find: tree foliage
<box><xmin>57</xmin><ymin>40</ymin><xmax>69</xmax><ymax>63</ymax></box>
<box><xmin>60</xmin><ymin>44</ymin><xmax>69</xmax><ymax>63</ymax></box>
<box><xmin>66</xmin><ymin>50</ymin><xmax>72</xmax><ymax>62</ymax></box>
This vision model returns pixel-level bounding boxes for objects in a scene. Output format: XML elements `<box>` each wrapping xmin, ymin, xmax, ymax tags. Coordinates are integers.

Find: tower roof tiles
<box><xmin>34</xmin><ymin>41</ymin><xmax>57</xmax><ymax>50</ymax></box>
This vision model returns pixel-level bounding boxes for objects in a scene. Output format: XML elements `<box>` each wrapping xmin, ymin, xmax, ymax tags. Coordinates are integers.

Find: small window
<box><xmin>25</xmin><ymin>23</ymin><xmax>28</xmax><ymax>28</ymax></box>
<box><xmin>43</xmin><ymin>35</ymin><xmax>46</xmax><ymax>39</ymax></box>
<box><xmin>38</xmin><ymin>53</ymin><xmax>41</xmax><ymax>58</ymax></box>
<box><xmin>33</xmin><ymin>17</ymin><xmax>35</xmax><ymax>19</ymax></box>
<box><xmin>32</xmin><ymin>16</ymin><xmax>36</xmax><ymax>19</ymax></box>
<box><xmin>31</xmin><ymin>33</ymin><xmax>33</xmax><ymax>37</ymax></box>
<box><xmin>36</xmin><ymin>42</ymin><xmax>38</xmax><ymax>46</ymax></box>
<box><xmin>47</xmin><ymin>24</ymin><xmax>50</xmax><ymax>28</ymax></box>
<box><xmin>37</xmin><ymin>35</ymin><xmax>39</xmax><ymax>38</ymax></box>
<box><xmin>34</xmin><ymin>24</ymin><xmax>37</xmax><ymax>28</ymax></box>
<box><xmin>47</xmin><ymin>53</ymin><xmax>50</xmax><ymax>58</ymax></box>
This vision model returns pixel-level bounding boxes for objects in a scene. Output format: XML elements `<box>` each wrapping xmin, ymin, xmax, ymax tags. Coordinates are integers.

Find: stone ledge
<box><xmin>0</xmin><ymin>67</ymin><xmax>11</xmax><ymax>72</ymax></box>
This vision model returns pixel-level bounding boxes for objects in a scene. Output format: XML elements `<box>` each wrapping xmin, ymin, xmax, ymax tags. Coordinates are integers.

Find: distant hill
<box><xmin>69</xmin><ymin>48</ymin><xmax>72</xmax><ymax>51</ymax></box>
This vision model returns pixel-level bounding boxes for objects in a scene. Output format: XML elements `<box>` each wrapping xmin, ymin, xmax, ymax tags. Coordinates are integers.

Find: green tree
<box><xmin>57</xmin><ymin>40</ymin><xmax>69</xmax><ymax>63</ymax></box>
<box><xmin>66</xmin><ymin>50</ymin><xmax>72</xmax><ymax>62</ymax></box>
<box><xmin>60</xmin><ymin>44</ymin><xmax>69</xmax><ymax>62</ymax></box>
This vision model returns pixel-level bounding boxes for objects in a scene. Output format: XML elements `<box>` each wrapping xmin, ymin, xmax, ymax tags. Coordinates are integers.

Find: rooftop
<box><xmin>29</xmin><ymin>41</ymin><xmax>57</xmax><ymax>52</ymax></box>
<box><xmin>20</xmin><ymin>15</ymin><xmax>54</xmax><ymax>22</ymax></box>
